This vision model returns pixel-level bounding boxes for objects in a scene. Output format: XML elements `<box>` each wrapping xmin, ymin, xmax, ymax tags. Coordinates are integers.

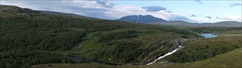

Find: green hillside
<box><xmin>1</xmin><ymin>5</ymin><xmax>242</xmax><ymax>68</ymax></box>
<box><xmin>167</xmin><ymin>46</ymin><xmax>242</xmax><ymax>68</ymax></box>
<box><xmin>31</xmin><ymin>34</ymin><xmax>242</xmax><ymax>68</ymax></box>
<box><xmin>31</xmin><ymin>46</ymin><xmax>242</xmax><ymax>68</ymax></box>
<box><xmin>0</xmin><ymin>5</ymin><xmax>199</xmax><ymax>68</ymax></box>
<box><xmin>164</xmin><ymin>34</ymin><xmax>242</xmax><ymax>62</ymax></box>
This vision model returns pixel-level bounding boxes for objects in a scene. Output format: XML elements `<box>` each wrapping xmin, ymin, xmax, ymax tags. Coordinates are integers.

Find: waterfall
<box><xmin>146</xmin><ymin>46</ymin><xmax>182</xmax><ymax>65</ymax></box>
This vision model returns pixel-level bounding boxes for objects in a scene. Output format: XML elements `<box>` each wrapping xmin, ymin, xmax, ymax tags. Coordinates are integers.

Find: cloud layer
<box><xmin>205</xmin><ymin>16</ymin><xmax>212</xmax><ymax>19</ymax></box>
<box><xmin>195</xmin><ymin>0</ymin><xmax>202</xmax><ymax>4</ymax></box>
<box><xmin>230</xmin><ymin>3</ymin><xmax>242</xmax><ymax>7</ymax></box>
<box><xmin>142</xmin><ymin>6</ymin><xmax>167</xmax><ymax>12</ymax></box>
<box><xmin>1</xmin><ymin>0</ymin><xmax>241</xmax><ymax>23</ymax></box>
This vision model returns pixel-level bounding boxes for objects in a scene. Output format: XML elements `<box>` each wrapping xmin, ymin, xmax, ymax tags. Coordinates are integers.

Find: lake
<box><xmin>200</xmin><ymin>33</ymin><xmax>218</xmax><ymax>38</ymax></box>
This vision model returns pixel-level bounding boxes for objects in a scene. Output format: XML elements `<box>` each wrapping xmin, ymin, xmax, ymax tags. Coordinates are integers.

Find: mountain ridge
<box><xmin>117</xmin><ymin>15</ymin><xmax>167</xmax><ymax>23</ymax></box>
<box><xmin>154</xmin><ymin>21</ymin><xmax>242</xmax><ymax>27</ymax></box>
<box><xmin>118</xmin><ymin>15</ymin><xmax>241</xmax><ymax>27</ymax></box>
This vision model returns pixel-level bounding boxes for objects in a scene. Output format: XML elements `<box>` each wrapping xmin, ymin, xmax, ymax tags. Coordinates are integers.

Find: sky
<box><xmin>1</xmin><ymin>0</ymin><xmax>241</xmax><ymax>23</ymax></box>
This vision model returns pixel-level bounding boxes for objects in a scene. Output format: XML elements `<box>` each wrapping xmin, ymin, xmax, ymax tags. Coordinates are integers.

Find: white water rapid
<box><xmin>146</xmin><ymin>46</ymin><xmax>182</xmax><ymax>65</ymax></box>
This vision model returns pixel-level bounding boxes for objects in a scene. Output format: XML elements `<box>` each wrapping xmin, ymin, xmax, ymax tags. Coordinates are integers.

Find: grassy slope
<box><xmin>161</xmin><ymin>33</ymin><xmax>242</xmax><ymax>68</ymax></box>
<box><xmin>31</xmin><ymin>47</ymin><xmax>242</xmax><ymax>68</ymax></box>
<box><xmin>31</xmin><ymin>63</ymin><xmax>117</xmax><ymax>68</ymax></box>
<box><xmin>31</xmin><ymin>33</ymin><xmax>242</xmax><ymax>68</ymax></box>
<box><xmin>164</xmin><ymin>33</ymin><xmax>242</xmax><ymax>62</ymax></box>
<box><xmin>167</xmin><ymin>47</ymin><xmax>242</xmax><ymax>68</ymax></box>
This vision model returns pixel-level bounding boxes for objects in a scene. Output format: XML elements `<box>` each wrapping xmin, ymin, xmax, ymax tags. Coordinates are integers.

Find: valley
<box><xmin>0</xmin><ymin>5</ymin><xmax>242</xmax><ymax>68</ymax></box>
<box><xmin>31</xmin><ymin>33</ymin><xmax>242</xmax><ymax>68</ymax></box>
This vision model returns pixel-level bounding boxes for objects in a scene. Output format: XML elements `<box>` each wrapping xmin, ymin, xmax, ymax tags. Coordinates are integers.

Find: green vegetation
<box><xmin>31</xmin><ymin>34</ymin><xmax>242</xmax><ymax>68</ymax></box>
<box><xmin>165</xmin><ymin>34</ymin><xmax>242</xmax><ymax>63</ymax></box>
<box><xmin>167</xmin><ymin>47</ymin><xmax>242</xmax><ymax>68</ymax></box>
<box><xmin>0</xmin><ymin>5</ymin><xmax>198</xmax><ymax>68</ymax></box>
<box><xmin>1</xmin><ymin>5</ymin><xmax>242</xmax><ymax>68</ymax></box>
<box><xmin>179</xmin><ymin>26</ymin><xmax>242</xmax><ymax>33</ymax></box>
<box><xmin>31</xmin><ymin>63</ymin><xmax>117</xmax><ymax>68</ymax></box>
<box><xmin>152</xmin><ymin>21</ymin><xmax>242</xmax><ymax>27</ymax></box>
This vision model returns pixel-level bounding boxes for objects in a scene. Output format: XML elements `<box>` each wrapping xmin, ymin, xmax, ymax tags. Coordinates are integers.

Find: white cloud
<box><xmin>105</xmin><ymin>5</ymin><xmax>184</xmax><ymax>21</ymax></box>
<box><xmin>1</xmin><ymin>0</ymin><xmax>241</xmax><ymax>23</ymax></box>
<box><xmin>142</xmin><ymin>6</ymin><xmax>167</xmax><ymax>12</ymax></box>
<box><xmin>105</xmin><ymin>6</ymin><xmax>146</xmax><ymax>18</ymax></box>
<box><xmin>219</xmin><ymin>16</ymin><xmax>242</xmax><ymax>22</ymax></box>
<box><xmin>230</xmin><ymin>3</ymin><xmax>242</xmax><ymax>7</ymax></box>
<box><xmin>195</xmin><ymin>0</ymin><xmax>202</xmax><ymax>4</ymax></box>
<box><xmin>105</xmin><ymin>5</ymin><xmax>176</xmax><ymax>20</ymax></box>
<box><xmin>213</xmin><ymin>4</ymin><xmax>221</xmax><ymax>7</ymax></box>
<box><xmin>152</xmin><ymin>11</ymin><xmax>173</xmax><ymax>20</ymax></box>
<box><xmin>211</xmin><ymin>8</ymin><xmax>220</xmax><ymax>11</ymax></box>
<box><xmin>71</xmin><ymin>0</ymin><xmax>114</xmax><ymax>9</ymax></box>
<box><xmin>1</xmin><ymin>0</ymin><xmax>112</xmax><ymax>18</ymax></box>
<box><xmin>1</xmin><ymin>0</ymin><xmax>181</xmax><ymax>20</ymax></box>
<box><xmin>188</xmin><ymin>15</ymin><xmax>242</xmax><ymax>23</ymax></box>
<box><xmin>72</xmin><ymin>0</ymin><xmax>103</xmax><ymax>9</ymax></box>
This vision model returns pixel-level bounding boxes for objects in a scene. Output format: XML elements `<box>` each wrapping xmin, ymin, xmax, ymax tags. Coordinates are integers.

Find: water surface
<box><xmin>200</xmin><ymin>33</ymin><xmax>218</xmax><ymax>38</ymax></box>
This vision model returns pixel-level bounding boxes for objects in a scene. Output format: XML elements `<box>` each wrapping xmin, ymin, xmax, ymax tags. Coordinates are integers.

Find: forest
<box><xmin>0</xmin><ymin>5</ymin><xmax>199</xmax><ymax>68</ymax></box>
<box><xmin>1</xmin><ymin>5</ymin><xmax>241</xmax><ymax>68</ymax></box>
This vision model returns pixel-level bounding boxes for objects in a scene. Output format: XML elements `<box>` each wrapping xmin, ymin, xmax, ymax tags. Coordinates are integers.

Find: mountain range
<box><xmin>117</xmin><ymin>15</ymin><xmax>166</xmax><ymax>23</ymax></box>
<box><xmin>117</xmin><ymin>15</ymin><xmax>242</xmax><ymax>27</ymax></box>
<box><xmin>155</xmin><ymin>21</ymin><xmax>242</xmax><ymax>27</ymax></box>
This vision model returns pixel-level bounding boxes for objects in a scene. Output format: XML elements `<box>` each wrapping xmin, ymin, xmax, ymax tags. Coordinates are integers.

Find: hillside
<box><xmin>156</xmin><ymin>21</ymin><xmax>195</xmax><ymax>26</ymax></box>
<box><xmin>1</xmin><ymin>5</ymin><xmax>242</xmax><ymax>68</ymax></box>
<box><xmin>31</xmin><ymin>34</ymin><xmax>242</xmax><ymax>68</ymax></box>
<box><xmin>200</xmin><ymin>21</ymin><xmax>242</xmax><ymax>27</ymax></box>
<box><xmin>0</xmin><ymin>5</ymin><xmax>199</xmax><ymax>68</ymax></box>
<box><xmin>168</xmin><ymin>46</ymin><xmax>242</xmax><ymax>68</ymax></box>
<box><xmin>164</xmin><ymin>34</ymin><xmax>242</xmax><ymax>62</ymax></box>
<box><xmin>32</xmin><ymin>47</ymin><xmax>242</xmax><ymax>68</ymax></box>
<box><xmin>164</xmin><ymin>34</ymin><xmax>242</xmax><ymax>68</ymax></box>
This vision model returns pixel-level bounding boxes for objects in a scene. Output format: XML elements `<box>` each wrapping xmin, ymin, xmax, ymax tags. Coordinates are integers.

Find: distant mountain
<box><xmin>117</xmin><ymin>15</ymin><xmax>166</xmax><ymax>23</ymax></box>
<box><xmin>118</xmin><ymin>15</ymin><xmax>241</xmax><ymax>27</ymax></box>
<box><xmin>169</xmin><ymin>15</ymin><xmax>196</xmax><ymax>23</ymax></box>
<box><xmin>200</xmin><ymin>21</ymin><xmax>242</xmax><ymax>27</ymax></box>
<box><xmin>153</xmin><ymin>21</ymin><xmax>242</xmax><ymax>27</ymax></box>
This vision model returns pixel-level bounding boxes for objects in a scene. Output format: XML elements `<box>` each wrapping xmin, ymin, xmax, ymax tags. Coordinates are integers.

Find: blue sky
<box><xmin>1</xmin><ymin>0</ymin><xmax>241</xmax><ymax>23</ymax></box>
